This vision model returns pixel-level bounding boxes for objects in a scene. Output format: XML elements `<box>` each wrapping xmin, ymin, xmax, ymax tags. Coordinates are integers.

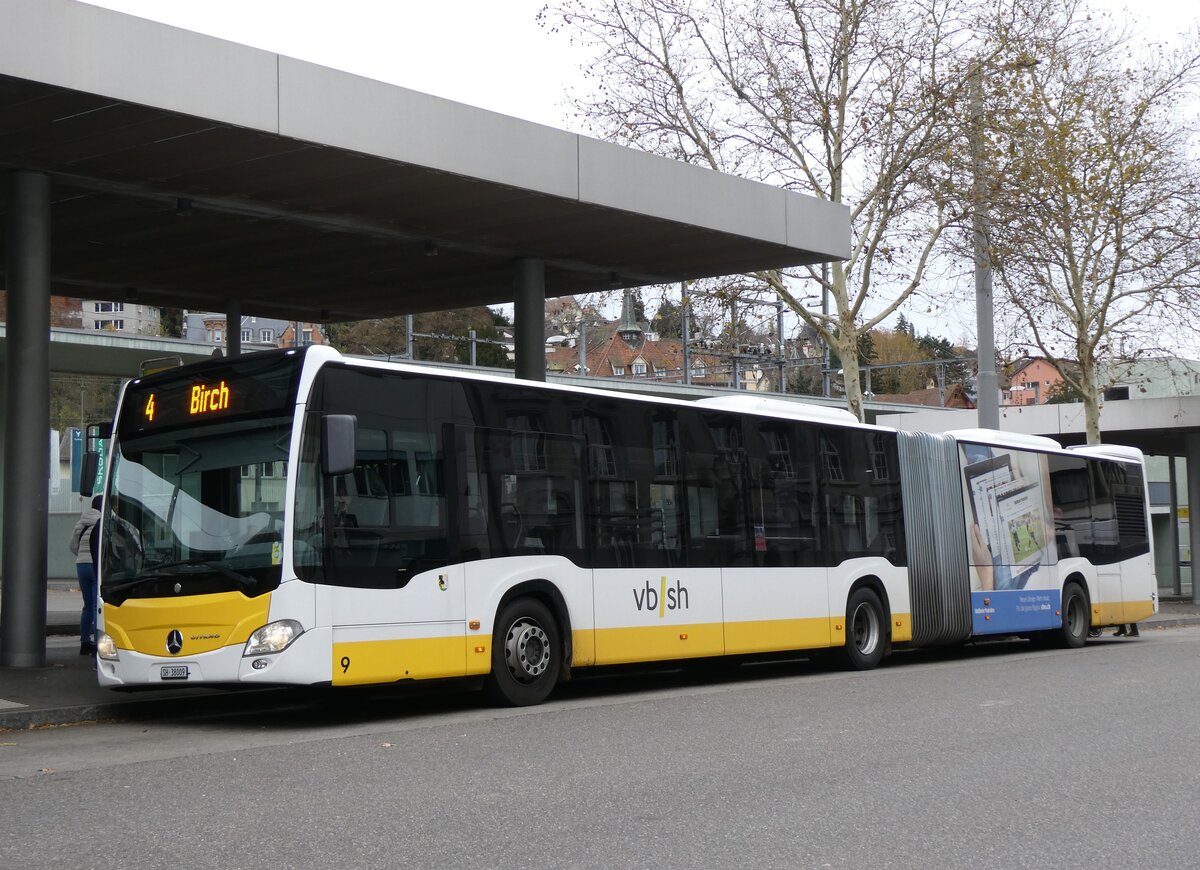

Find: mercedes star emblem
<box><xmin>166</xmin><ymin>630</ymin><xmax>183</xmax><ymax>655</ymax></box>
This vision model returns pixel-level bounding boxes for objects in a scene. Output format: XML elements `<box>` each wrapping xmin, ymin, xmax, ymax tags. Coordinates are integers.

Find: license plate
<box><xmin>160</xmin><ymin>665</ymin><xmax>189</xmax><ymax>680</ymax></box>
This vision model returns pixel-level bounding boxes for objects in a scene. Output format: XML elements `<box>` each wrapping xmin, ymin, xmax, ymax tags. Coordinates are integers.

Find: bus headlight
<box><xmin>96</xmin><ymin>633</ymin><xmax>119</xmax><ymax>661</ymax></box>
<box><xmin>243</xmin><ymin>620</ymin><xmax>304</xmax><ymax>656</ymax></box>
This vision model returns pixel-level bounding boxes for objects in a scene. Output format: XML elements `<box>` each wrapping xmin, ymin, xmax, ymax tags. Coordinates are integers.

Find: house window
<box><xmin>692</xmin><ymin>363</ymin><xmax>706</xmax><ymax>378</ymax></box>
<box><xmin>632</xmin><ymin>359</ymin><xmax>647</xmax><ymax>376</ymax></box>
<box><xmin>212</xmin><ymin>328</ymin><xmax>223</xmax><ymax>343</ymax></box>
<box><xmin>241</xmin><ymin>329</ymin><xmax>252</xmax><ymax>342</ymax></box>
<box><xmin>94</xmin><ymin>319</ymin><xmax>124</xmax><ymax>330</ymax></box>
<box><xmin>299</xmin><ymin>329</ymin><xmax>313</xmax><ymax>347</ymax></box>
<box><xmin>1104</xmin><ymin>385</ymin><xmax>1130</xmax><ymax>401</ymax></box>
<box><xmin>613</xmin><ymin>366</ymin><xmax>625</xmax><ymax>376</ymax></box>
<box><xmin>93</xmin><ymin>302</ymin><xmax>124</xmax><ymax>313</ymax></box>
<box><xmin>260</xmin><ymin>328</ymin><xmax>274</xmax><ymax>343</ymax></box>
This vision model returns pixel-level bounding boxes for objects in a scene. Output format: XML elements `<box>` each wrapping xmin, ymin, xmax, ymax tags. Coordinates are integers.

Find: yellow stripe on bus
<box><xmin>724</xmin><ymin>617</ymin><xmax>834</xmax><ymax>654</ymax></box>
<box><xmin>594</xmin><ymin>623</ymin><xmax>725</xmax><ymax>664</ymax></box>
<box><xmin>1092</xmin><ymin>599</ymin><xmax>1156</xmax><ymax>627</ymax></box>
<box><xmin>104</xmin><ymin>591</ymin><xmax>271</xmax><ymax>656</ymax></box>
<box><xmin>332</xmin><ymin>637</ymin><xmax>468</xmax><ymax>686</ymax></box>
<box><xmin>332</xmin><ymin>612</ymin><xmax>921</xmax><ymax>686</ymax></box>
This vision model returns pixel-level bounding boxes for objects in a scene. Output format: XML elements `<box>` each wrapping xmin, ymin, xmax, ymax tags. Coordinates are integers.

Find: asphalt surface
<box><xmin>0</xmin><ymin>580</ymin><xmax>1197</xmax><ymax>730</ymax></box>
<box><xmin>2</xmin><ymin>625</ymin><xmax>1199</xmax><ymax>869</ymax></box>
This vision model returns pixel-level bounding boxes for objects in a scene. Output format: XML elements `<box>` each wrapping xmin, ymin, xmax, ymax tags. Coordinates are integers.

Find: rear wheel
<box><xmin>484</xmin><ymin>598</ymin><xmax>561</xmax><ymax>707</ymax></box>
<box><xmin>1056</xmin><ymin>582</ymin><xmax>1089</xmax><ymax>649</ymax></box>
<box><xmin>843</xmin><ymin>587</ymin><xmax>887</xmax><ymax>670</ymax></box>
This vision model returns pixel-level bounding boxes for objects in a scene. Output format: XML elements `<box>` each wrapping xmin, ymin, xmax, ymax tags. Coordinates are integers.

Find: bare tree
<box><xmin>545</xmin><ymin>0</ymin><xmax>989</xmax><ymax>418</ymax></box>
<box><xmin>985</xmin><ymin>2</ymin><xmax>1200</xmax><ymax>443</ymax></box>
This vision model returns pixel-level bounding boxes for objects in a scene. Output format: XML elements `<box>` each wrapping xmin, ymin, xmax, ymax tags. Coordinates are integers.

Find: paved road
<box><xmin>2</xmin><ymin>628</ymin><xmax>1198</xmax><ymax>869</ymax></box>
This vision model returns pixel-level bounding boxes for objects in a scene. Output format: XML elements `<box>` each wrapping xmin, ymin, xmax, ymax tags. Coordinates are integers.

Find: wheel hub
<box><xmin>504</xmin><ymin>618</ymin><xmax>550</xmax><ymax>683</ymax></box>
<box><xmin>851</xmin><ymin>602</ymin><xmax>880</xmax><ymax>655</ymax></box>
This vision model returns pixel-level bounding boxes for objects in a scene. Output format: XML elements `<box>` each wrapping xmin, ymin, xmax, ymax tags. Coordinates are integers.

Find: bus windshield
<box><xmin>100</xmin><ymin>351</ymin><xmax>303</xmax><ymax>605</ymax></box>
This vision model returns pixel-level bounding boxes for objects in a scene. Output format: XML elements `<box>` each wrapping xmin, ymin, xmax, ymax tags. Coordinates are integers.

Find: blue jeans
<box><xmin>76</xmin><ymin>562</ymin><xmax>96</xmax><ymax>645</ymax></box>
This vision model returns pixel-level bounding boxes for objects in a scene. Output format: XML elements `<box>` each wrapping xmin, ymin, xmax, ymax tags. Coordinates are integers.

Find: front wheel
<box><xmin>484</xmin><ymin>598</ymin><xmax>562</xmax><ymax>707</ymax></box>
<box><xmin>1056</xmin><ymin>582</ymin><xmax>1089</xmax><ymax>649</ymax></box>
<box><xmin>842</xmin><ymin>587</ymin><xmax>888</xmax><ymax>671</ymax></box>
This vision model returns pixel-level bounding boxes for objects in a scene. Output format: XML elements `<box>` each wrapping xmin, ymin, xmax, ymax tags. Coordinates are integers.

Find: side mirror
<box><xmin>322</xmin><ymin>414</ymin><xmax>357</xmax><ymax>476</ymax></box>
<box><xmin>85</xmin><ymin>421</ymin><xmax>112</xmax><ymax>444</ymax></box>
<box><xmin>80</xmin><ymin>451</ymin><xmax>100</xmax><ymax>498</ymax></box>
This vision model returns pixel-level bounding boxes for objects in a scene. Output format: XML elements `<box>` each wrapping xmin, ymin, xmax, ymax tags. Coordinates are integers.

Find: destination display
<box><xmin>117</xmin><ymin>351</ymin><xmax>304</xmax><ymax>437</ymax></box>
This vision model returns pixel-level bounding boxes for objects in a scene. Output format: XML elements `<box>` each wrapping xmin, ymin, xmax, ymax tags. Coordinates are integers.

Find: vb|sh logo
<box><xmin>632</xmin><ymin>577</ymin><xmax>689</xmax><ymax>617</ymax></box>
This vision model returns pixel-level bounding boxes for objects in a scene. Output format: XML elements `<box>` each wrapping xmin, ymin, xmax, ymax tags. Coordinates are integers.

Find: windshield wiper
<box><xmin>104</xmin><ymin>560</ymin><xmax>257</xmax><ymax>597</ymax></box>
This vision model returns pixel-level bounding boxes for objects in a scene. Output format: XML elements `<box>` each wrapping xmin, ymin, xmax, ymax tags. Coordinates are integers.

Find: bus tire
<box><xmin>1056</xmin><ymin>582</ymin><xmax>1089</xmax><ymax>649</ymax></box>
<box><xmin>842</xmin><ymin>587</ymin><xmax>887</xmax><ymax>670</ymax></box>
<box><xmin>484</xmin><ymin>598</ymin><xmax>561</xmax><ymax>707</ymax></box>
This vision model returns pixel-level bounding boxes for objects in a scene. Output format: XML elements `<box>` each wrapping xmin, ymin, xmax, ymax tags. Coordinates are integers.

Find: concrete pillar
<box><xmin>226</xmin><ymin>299</ymin><xmax>241</xmax><ymax>357</ymax></box>
<box><xmin>1</xmin><ymin>172</ymin><xmax>51</xmax><ymax>668</ymax></box>
<box><xmin>1187</xmin><ymin>434</ymin><xmax>1200</xmax><ymax>604</ymax></box>
<box><xmin>513</xmin><ymin>258</ymin><xmax>545</xmax><ymax>382</ymax></box>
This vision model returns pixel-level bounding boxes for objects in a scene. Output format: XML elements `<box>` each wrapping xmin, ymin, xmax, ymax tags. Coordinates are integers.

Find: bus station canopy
<box><xmin>0</xmin><ymin>0</ymin><xmax>849</xmax><ymax>323</ymax></box>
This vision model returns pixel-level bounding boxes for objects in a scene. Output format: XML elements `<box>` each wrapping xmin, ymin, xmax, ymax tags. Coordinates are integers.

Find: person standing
<box><xmin>68</xmin><ymin>495</ymin><xmax>102</xmax><ymax>656</ymax></box>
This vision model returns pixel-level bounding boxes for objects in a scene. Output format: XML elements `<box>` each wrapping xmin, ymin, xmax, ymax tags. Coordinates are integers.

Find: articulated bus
<box><xmin>91</xmin><ymin>346</ymin><xmax>1157</xmax><ymax>705</ymax></box>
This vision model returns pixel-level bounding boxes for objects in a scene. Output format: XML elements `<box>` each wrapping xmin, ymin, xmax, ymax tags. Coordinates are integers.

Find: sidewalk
<box><xmin>2</xmin><ymin>589</ymin><xmax>1199</xmax><ymax>730</ymax></box>
<box><xmin>1</xmin><ymin>580</ymin><xmax>291</xmax><ymax>729</ymax></box>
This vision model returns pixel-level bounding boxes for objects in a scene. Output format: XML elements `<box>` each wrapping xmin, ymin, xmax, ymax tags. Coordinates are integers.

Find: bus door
<box><xmin>1087</xmin><ymin>462</ymin><xmax>1125</xmax><ymax>625</ymax></box>
<box><xmin>296</xmin><ymin>409</ymin><xmax>467</xmax><ymax>686</ymax></box>
<box><xmin>582</xmin><ymin>405</ymin><xmax>720</xmax><ymax>665</ymax></box>
<box><xmin>724</xmin><ymin>419</ymin><xmax>829</xmax><ymax>654</ymax></box>
<box><xmin>454</xmin><ymin>424</ymin><xmax>592</xmax><ymax>669</ymax></box>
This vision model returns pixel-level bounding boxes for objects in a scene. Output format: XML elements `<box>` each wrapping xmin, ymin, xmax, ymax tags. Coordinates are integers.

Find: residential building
<box><xmin>1004</xmin><ymin>356</ymin><xmax>1064</xmax><ymax>406</ymax></box>
<box><xmin>1097</xmin><ymin>357</ymin><xmax>1200</xmax><ymax>400</ymax></box>
<box><xmin>545</xmin><ymin>291</ymin><xmax>723</xmax><ymax>385</ymax></box>
<box><xmin>871</xmin><ymin>384</ymin><xmax>976</xmax><ymax>409</ymax></box>
<box><xmin>80</xmin><ymin>300</ymin><xmax>161</xmax><ymax>336</ymax></box>
<box><xmin>184</xmin><ymin>313</ymin><xmax>328</xmax><ymax>350</ymax></box>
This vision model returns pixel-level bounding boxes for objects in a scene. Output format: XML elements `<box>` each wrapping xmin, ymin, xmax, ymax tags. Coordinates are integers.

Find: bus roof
<box><xmin>308</xmin><ymin>347</ymin><xmax>880</xmax><ymax>430</ymax></box>
<box><xmin>1067</xmin><ymin>443</ymin><xmax>1145</xmax><ymax>463</ymax></box>
<box><xmin>946</xmin><ymin>428</ymin><xmax>1066</xmax><ymax>453</ymax></box>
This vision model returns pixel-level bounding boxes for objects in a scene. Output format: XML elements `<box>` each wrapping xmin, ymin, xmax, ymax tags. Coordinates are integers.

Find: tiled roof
<box><xmin>545</xmin><ymin>331</ymin><xmax>724</xmax><ymax>382</ymax></box>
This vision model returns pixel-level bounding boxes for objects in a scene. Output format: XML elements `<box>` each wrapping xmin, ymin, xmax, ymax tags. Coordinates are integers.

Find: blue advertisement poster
<box><xmin>960</xmin><ymin>442</ymin><xmax>1062</xmax><ymax>635</ymax></box>
<box><xmin>971</xmin><ymin>589</ymin><xmax>1061</xmax><ymax>634</ymax></box>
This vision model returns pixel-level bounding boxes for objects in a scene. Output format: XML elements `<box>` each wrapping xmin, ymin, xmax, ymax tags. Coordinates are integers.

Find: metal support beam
<box><xmin>776</xmin><ymin>299</ymin><xmax>786</xmax><ymax>393</ymax></box>
<box><xmin>972</xmin><ymin>64</ymin><xmax>1000</xmax><ymax>429</ymax></box>
<box><xmin>730</xmin><ymin>299</ymin><xmax>740</xmax><ymax>390</ymax></box>
<box><xmin>1</xmin><ymin>171</ymin><xmax>50</xmax><ymax>668</ymax></box>
<box><xmin>821</xmin><ymin>263</ymin><xmax>831</xmax><ymax>399</ymax></box>
<box><xmin>226</xmin><ymin>299</ymin><xmax>241</xmax><ymax>357</ymax></box>
<box><xmin>1168</xmin><ymin>454</ymin><xmax>1181</xmax><ymax>596</ymax></box>
<box><xmin>1188</xmin><ymin>435</ymin><xmax>1200</xmax><ymax>605</ymax></box>
<box><xmin>578</xmin><ymin>320</ymin><xmax>587</xmax><ymax>377</ymax></box>
<box><xmin>514</xmin><ymin>259</ymin><xmax>546</xmax><ymax>382</ymax></box>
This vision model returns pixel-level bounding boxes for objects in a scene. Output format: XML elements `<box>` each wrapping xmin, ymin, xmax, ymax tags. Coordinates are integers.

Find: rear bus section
<box><xmin>896</xmin><ymin>430</ymin><xmax>1156</xmax><ymax>649</ymax></box>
